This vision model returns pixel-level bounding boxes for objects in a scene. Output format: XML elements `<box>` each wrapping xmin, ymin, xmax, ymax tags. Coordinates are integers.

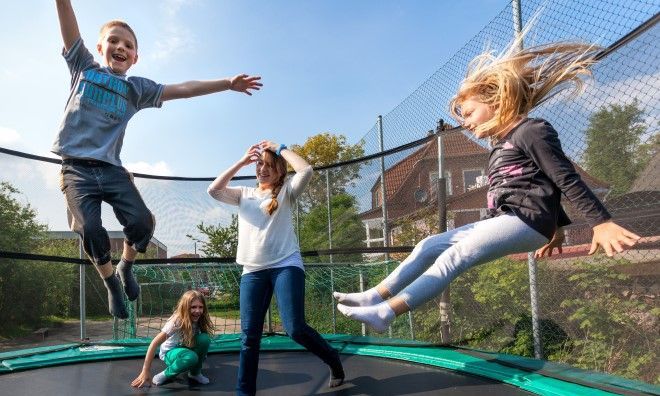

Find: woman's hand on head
<box><xmin>259</xmin><ymin>140</ymin><xmax>279</xmax><ymax>152</ymax></box>
<box><xmin>241</xmin><ymin>144</ymin><xmax>262</xmax><ymax>166</ymax></box>
<box><xmin>589</xmin><ymin>221</ymin><xmax>641</xmax><ymax>257</ymax></box>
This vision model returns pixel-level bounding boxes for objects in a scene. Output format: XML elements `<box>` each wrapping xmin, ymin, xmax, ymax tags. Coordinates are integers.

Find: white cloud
<box><xmin>149</xmin><ymin>0</ymin><xmax>197</xmax><ymax>61</ymax></box>
<box><xmin>0</xmin><ymin>68</ymin><xmax>18</xmax><ymax>82</ymax></box>
<box><xmin>202</xmin><ymin>205</ymin><xmax>233</xmax><ymax>225</ymax></box>
<box><xmin>125</xmin><ymin>160</ymin><xmax>173</xmax><ymax>175</ymax></box>
<box><xmin>163</xmin><ymin>0</ymin><xmax>190</xmax><ymax>18</ymax></box>
<box><xmin>575</xmin><ymin>72</ymin><xmax>660</xmax><ymax>118</ymax></box>
<box><xmin>0</xmin><ymin>126</ymin><xmax>20</xmax><ymax>145</ymax></box>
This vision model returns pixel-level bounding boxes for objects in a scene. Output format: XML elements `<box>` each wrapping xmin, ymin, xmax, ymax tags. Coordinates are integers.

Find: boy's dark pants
<box><xmin>59</xmin><ymin>160</ymin><xmax>154</xmax><ymax>266</ymax></box>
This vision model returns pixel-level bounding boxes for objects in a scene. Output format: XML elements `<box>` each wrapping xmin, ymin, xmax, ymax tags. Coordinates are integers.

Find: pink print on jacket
<box><xmin>499</xmin><ymin>164</ymin><xmax>523</xmax><ymax>176</ymax></box>
<box><xmin>503</xmin><ymin>141</ymin><xmax>515</xmax><ymax>150</ymax></box>
<box><xmin>487</xmin><ymin>190</ymin><xmax>495</xmax><ymax>209</ymax></box>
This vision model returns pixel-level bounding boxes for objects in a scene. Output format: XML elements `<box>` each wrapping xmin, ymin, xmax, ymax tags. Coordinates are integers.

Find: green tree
<box><xmin>0</xmin><ymin>182</ymin><xmax>55</xmax><ymax>334</ymax></box>
<box><xmin>584</xmin><ymin>101</ymin><xmax>648</xmax><ymax>196</ymax></box>
<box><xmin>34</xmin><ymin>238</ymin><xmax>80</xmax><ymax>318</ymax></box>
<box><xmin>299</xmin><ymin>193</ymin><xmax>364</xmax><ymax>259</ymax></box>
<box><xmin>187</xmin><ymin>214</ymin><xmax>239</xmax><ymax>258</ymax></box>
<box><xmin>291</xmin><ymin>133</ymin><xmax>365</xmax><ymax>209</ymax></box>
<box><xmin>560</xmin><ymin>257</ymin><xmax>658</xmax><ymax>383</ymax></box>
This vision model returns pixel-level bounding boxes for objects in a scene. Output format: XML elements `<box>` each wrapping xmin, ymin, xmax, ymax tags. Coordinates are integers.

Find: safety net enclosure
<box><xmin>1</xmin><ymin>0</ymin><xmax>659</xmax><ymax>395</ymax></box>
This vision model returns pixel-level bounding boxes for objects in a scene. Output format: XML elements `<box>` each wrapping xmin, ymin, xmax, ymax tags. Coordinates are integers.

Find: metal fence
<box><xmin>0</xmin><ymin>0</ymin><xmax>658</xmax><ymax>385</ymax></box>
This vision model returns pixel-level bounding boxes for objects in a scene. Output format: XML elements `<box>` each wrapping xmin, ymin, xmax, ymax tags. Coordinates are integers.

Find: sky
<box><xmin>0</xmin><ymin>0</ymin><xmax>509</xmax><ymax>178</ymax></box>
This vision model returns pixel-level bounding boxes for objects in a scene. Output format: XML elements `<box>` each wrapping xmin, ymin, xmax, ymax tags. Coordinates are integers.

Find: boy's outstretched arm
<box><xmin>161</xmin><ymin>74</ymin><xmax>262</xmax><ymax>101</ymax></box>
<box><xmin>55</xmin><ymin>0</ymin><xmax>81</xmax><ymax>51</ymax></box>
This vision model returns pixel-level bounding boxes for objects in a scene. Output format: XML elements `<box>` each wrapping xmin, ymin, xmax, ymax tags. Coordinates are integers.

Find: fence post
<box><xmin>512</xmin><ymin>0</ymin><xmax>542</xmax><ymax>358</ymax></box>
<box><xmin>326</xmin><ymin>170</ymin><xmax>333</xmax><ymax>262</ymax></box>
<box><xmin>330</xmin><ymin>268</ymin><xmax>337</xmax><ymax>333</ymax></box>
<box><xmin>528</xmin><ymin>253</ymin><xmax>543</xmax><ymax>358</ymax></box>
<box><xmin>512</xmin><ymin>0</ymin><xmax>524</xmax><ymax>50</ymax></box>
<box><xmin>378</xmin><ymin>115</ymin><xmax>390</xmax><ymax>260</ymax></box>
<box><xmin>79</xmin><ymin>239</ymin><xmax>86</xmax><ymax>341</ymax></box>
<box><xmin>378</xmin><ymin>115</ymin><xmax>401</xmax><ymax>335</ymax></box>
<box><xmin>325</xmin><ymin>169</ymin><xmax>338</xmax><ymax>332</ymax></box>
<box><xmin>359</xmin><ymin>269</ymin><xmax>366</xmax><ymax>336</ymax></box>
<box><xmin>266</xmin><ymin>304</ymin><xmax>273</xmax><ymax>333</ymax></box>
<box><xmin>437</xmin><ymin>121</ymin><xmax>451</xmax><ymax>343</ymax></box>
<box><xmin>385</xmin><ymin>262</ymin><xmax>393</xmax><ymax>338</ymax></box>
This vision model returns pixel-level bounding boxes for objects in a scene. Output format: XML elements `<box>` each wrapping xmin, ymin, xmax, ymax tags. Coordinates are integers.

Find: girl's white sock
<box><xmin>336</xmin><ymin>302</ymin><xmax>395</xmax><ymax>333</ymax></box>
<box><xmin>152</xmin><ymin>371</ymin><xmax>170</xmax><ymax>386</ymax></box>
<box><xmin>333</xmin><ymin>288</ymin><xmax>384</xmax><ymax>307</ymax></box>
<box><xmin>188</xmin><ymin>372</ymin><xmax>210</xmax><ymax>384</ymax></box>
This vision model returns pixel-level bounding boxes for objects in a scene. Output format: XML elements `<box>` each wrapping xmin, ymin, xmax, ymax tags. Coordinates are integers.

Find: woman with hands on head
<box><xmin>208</xmin><ymin>140</ymin><xmax>345</xmax><ymax>396</ymax></box>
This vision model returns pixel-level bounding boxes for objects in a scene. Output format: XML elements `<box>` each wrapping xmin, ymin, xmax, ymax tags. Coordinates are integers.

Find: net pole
<box><xmin>79</xmin><ymin>239</ymin><xmax>86</xmax><ymax>341</ymax></box>
<box><xmin>437</xmin><ymin>122</ymin><xmax>450</xmax><ymax>343</ymax></box>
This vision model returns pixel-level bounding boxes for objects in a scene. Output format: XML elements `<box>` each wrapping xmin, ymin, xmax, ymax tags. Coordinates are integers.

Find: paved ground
<box><xmin>0</xmin><ymin>316</ymin><xmax>241</xmax><ymax>352</ymax></box>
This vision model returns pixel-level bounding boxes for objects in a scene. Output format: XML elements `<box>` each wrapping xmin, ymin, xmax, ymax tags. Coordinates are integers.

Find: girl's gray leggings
<box><xmin>381</xmin><ymin>213</ymin><xmax>549</xmax><ymax>309</ymax></box>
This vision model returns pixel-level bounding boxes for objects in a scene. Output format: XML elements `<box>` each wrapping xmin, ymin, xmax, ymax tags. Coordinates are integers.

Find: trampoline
<box><xmin>2</xmin><ymin>334</ymin><xmax>656</xmax><ymax>396</ymax></box>
<box><xmin>1</xmin><ymin>351</ymin><xmax>534</xmax><ymax>396</ymax></box>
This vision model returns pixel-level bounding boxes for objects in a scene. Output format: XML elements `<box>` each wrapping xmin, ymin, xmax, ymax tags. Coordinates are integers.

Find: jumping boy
<box><xmin>53</xmin><ymin>0</ymin><xmax>262</xmax><ymax>319</ymax></box>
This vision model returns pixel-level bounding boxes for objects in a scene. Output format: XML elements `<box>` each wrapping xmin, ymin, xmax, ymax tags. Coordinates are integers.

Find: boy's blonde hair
<box><xmin>99</xmin><ymin>20</ymin><xmax>138</xmax><ymax>49</ymax></box>
<box><xmin>450</xmin><ymin>42</ymin><xmax>601</xmax><ymax>139</ymax></box>
<box><xmin>172</xmin><ymin>290</ymin><xmax>214</xmax><ymax>348</ymax></box>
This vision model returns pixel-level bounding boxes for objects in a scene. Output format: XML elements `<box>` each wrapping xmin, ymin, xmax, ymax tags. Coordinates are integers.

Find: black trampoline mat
<box><xmin>2</xmin><ymin>351</ymin><xmax>534</xmax><ymax>395</ymax></box>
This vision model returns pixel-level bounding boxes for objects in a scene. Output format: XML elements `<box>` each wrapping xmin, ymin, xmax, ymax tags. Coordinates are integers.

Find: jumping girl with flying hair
<box><xmin>333</xmin><ymin>41</ymin><xmax>641</xmax><ymax>332</ymax></box>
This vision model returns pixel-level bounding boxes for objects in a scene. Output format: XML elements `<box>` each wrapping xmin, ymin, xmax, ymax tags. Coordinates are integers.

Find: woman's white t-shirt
<box><xmin>209</xmin><ymin>166</ymin><xmax>312</xmax><ymax>274</ymax></box>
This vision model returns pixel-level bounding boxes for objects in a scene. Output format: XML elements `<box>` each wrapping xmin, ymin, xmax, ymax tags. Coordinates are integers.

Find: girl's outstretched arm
<box><xmin>131</xmin><ymin>331</ymin><xmax>168</xmax><ymax>388</ymax></box>
<box><xmin>520</xmin><ymin>122</ymin><xmax>641</xmax><ymax>257</ymax></box>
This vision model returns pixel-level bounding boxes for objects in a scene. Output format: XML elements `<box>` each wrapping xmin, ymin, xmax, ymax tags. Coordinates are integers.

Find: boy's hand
<box><xmin>230</xmin><ymin>74</ymin><xmax>262</xmax><ymax>96</ymax></box>
<box><xmin>589</xmin><ymin>221</ymin><xmax>640</xmax><ymax>257</ymax></box>
<box><xmin>534</xmin><ymin>228</ymin><xmax>565</xmax><ymax>258</ymax></box>
<box><xmin>131</xmin><ymin>370</ymin><xmax>152</xmax><ymax>388</ymax></box>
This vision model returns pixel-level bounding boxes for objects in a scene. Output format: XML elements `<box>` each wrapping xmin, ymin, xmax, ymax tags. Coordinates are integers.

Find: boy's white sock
<box><xmin>336</xmin><ymin>302</ymin><xmax>395</xmax><ymax>333</ymax></box>
<box><xmin>333</xmin><ymin>288</ymin><xmax>384</xmax><ymax>307</ymax></box>
<box><xmin>188</xmin><ymin>372</ymin><xmax>210</xmax><ymax>384</ymax></box>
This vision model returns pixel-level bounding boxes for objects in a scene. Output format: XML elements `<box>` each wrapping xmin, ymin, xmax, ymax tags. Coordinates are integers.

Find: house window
<box><xmin>373</xmin><ymin>188</ymin><xmax>382</xmax><ymax>208</ymax></box>
<box><xmin>463</xmin><ymin>169</ymin><xmax>484</xmax><ymax>192</ymax></box>
<box><xmin>429</xmin><ymin>171</ymin><xmax>452</xmax><ymax>195</ymax></box>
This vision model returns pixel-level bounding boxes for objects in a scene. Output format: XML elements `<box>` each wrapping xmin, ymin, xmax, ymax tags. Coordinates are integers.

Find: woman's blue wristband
<box><xmin>275</xmin><ymin>144</ymin><xmax>287</xmax><ymax>156</ymax></box>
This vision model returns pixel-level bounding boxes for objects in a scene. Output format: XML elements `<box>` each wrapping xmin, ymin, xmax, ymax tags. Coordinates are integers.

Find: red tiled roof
<box><xmin>372</xmin><ymin>132</ymin><xmax>489</xmax><ymax>200</ymax></box>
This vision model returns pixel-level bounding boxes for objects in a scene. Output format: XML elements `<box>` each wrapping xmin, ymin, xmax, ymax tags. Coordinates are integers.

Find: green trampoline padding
<box><xmin>1</xmin><ymin>334</ymin><xmax>657</xmax><ymax>396</ymax></box>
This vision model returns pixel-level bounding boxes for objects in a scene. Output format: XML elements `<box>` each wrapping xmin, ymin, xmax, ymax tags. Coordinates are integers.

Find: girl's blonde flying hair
<box><xmin>450</xmin><ymin>40</ymin><xmax>602</xmax><ymax>139</ymax></box>
<box><xmin>172</xmin><ymin>290</ymin><xmax>214</xmax><ymax>348</ymax></box>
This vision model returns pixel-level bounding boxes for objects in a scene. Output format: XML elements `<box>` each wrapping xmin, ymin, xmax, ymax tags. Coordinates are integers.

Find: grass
<box><xmin>0</xmin><ymin>315</ymin><xmax>68</xmax><ymax>340</ymax></box>
<box><xmin>207</xmin><ymin>294</ymin><xmax>240</xmax><ymax>319</ymax></box>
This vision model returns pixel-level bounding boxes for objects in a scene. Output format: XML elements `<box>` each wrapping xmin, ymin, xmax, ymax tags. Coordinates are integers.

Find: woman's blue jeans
<box><xmin>237</xmin><ymin>266</ymin><xmax>339</xmax><ymax>396</ymax></box>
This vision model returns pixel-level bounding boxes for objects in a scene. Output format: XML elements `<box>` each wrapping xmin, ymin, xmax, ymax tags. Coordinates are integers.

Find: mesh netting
<box><xmin>0</xmin><ymin>0</ymin><xmax>658</xmax><ymax>385</ymax></box>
